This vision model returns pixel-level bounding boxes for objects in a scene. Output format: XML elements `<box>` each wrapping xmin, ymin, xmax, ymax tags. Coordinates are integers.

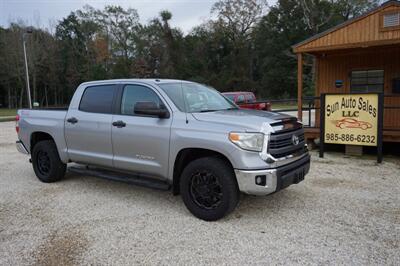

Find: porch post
<box><xmin>297</xmin><ymin>53</ymin><xmax>303</xmax><ymax>121</ymax></box>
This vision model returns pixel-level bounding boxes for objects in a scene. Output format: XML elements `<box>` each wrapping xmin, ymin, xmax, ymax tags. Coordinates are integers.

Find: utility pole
<box><xmin>23</xmin><ymin>28</ymin><xmax>33</xmax><ymax>109</ymax></box>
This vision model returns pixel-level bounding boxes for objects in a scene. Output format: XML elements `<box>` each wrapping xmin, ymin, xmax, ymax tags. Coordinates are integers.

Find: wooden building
<box><xmin>293</xmin><ymin>0</ymin><xmax>400</xmax><ymax>142</ymax></box>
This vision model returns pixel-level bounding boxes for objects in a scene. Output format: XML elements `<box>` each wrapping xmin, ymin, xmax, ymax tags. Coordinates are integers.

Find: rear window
<box><xmin>79</xmin><ymin>85</ymin><xmax>116</xmax><ymax>114</ymax></box>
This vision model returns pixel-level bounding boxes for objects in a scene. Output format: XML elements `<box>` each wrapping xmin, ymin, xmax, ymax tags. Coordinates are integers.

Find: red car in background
<box><xmin>222</xmin><ymin>92</ymin><xmax>271</xmax><ymax>111</ymax></box>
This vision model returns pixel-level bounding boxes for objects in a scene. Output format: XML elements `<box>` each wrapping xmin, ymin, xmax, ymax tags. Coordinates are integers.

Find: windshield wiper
<box><xmin>199</xmin><ymin>109</ymin><xmax>220</xmax><ymax>113</ymax></box>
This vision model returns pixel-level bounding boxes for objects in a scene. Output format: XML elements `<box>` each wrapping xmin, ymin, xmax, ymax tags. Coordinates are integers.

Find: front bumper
<box><xmin>16</xmin><ymin>140</ymin><xmax>29</xmax><ymax>154</ymax></box>
<box><xmin>235</xmin><ymin>154</ymin><xmax>310</xmax><ymax>196</ymax></box>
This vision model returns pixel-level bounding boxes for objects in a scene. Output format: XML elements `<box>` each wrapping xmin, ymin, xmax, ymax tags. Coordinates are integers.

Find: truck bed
<box><xmin>19</xmin><ymin>107</ymin><xmax>68</xmax><ymax>111</ymax></box>
<box><xmin>17</xmin><ymin>108</ymin><xmax>68</xmax><ymax>161</ymax></box>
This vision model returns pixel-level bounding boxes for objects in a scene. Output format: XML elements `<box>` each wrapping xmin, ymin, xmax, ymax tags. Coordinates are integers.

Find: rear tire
<box><xmin>180</xmin><ymin>157</ymin><xmax>239</xmax><ymax>221</ymax></box>
<box><xmin>32</xmin><ymin>140</ymin><xmax>66</xmax><ymax>183</ymax></box>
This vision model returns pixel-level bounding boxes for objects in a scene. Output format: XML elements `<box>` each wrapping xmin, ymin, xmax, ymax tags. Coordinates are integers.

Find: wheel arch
<box><xmin>172</xmin><ymin>148</ymin><xmax>235</xmax><ymax>195</ymax></box>
<box><xmin>30</xmin><ymin>131</ymin><xmax>55</xmax><ymax>153</ymax></box>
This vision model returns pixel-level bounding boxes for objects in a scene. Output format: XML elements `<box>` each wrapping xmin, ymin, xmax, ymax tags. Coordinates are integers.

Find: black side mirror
<box><xmin>134</xmin><ymin>101</ymin><xmax>169</xmax><ymax>118</ymax></box>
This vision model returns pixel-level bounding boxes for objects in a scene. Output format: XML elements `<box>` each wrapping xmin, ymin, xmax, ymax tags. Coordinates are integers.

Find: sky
<box><xmin>1</xmin><ymin>0</ymin><xmax>220</xmax><ymax>33</ymax></box>
<box><xmin>1</xmin><ymin>0</ymin><xmax>277</xmax><ymax>33</ymax></box>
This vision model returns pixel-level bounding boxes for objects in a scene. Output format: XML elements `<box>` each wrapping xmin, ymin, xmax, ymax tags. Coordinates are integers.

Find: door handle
<box><xmin>67</xmin><ymin>117</ymin><xmax>78</xmax><ymax>124</ymax></box>
<box><xmin>112</xmin><ymin>120</ymin><xmax>126</xmax><ymax>128</ymax></box>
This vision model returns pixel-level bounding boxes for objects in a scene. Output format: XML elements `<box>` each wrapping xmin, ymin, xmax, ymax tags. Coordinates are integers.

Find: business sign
<box><xmin>320</xmin><ymin>93</ymin><xmax>383</xmax><ymax>162</ymax></box>
<box><xmin>324</xmin><ymin>94</ymin><xmax>378</xmax><ymax>146</ymax></box>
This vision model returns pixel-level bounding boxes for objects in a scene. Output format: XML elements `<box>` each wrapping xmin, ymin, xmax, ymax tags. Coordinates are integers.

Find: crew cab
<box><xmin>222</xmin><ymin>91</ymin><xmax>271</xmax><ymax>111</ymax></box>
<box><xmin>16</xmin><ymin>79</ymin><xmax>309</xmax><ymax>221</ymax></box>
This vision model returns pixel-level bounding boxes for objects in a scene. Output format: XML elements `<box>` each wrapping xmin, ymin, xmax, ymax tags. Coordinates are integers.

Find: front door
<box><xmin>111</xmin><ymin>84</ymin><xmax>172</xmax><ymax>179</ymax></box>
<box><xmin>65</xmin><ymin>84</ymin><xmax>117</xmax><ymax>167</ymax></box>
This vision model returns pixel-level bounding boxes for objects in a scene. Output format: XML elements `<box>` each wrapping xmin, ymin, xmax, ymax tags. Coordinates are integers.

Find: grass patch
<box><xmin>0</xmin><ymin>108</ymin><xmax>17</xmax><ymax>117</ymax></box>
<box><xmin>271</xmin><ymin>103</ymin><xmax>298</xmax><ymax>110</ymax></box>
<box><xmin>0</xmin><ymin>117</ymin><xmax>15</xmax><ymax>122</ymax></box>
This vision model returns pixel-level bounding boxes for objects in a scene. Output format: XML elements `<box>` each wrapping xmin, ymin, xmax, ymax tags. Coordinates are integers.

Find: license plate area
<box><xmin>276</xmin><ymin>155</ymin><xmax>310</xmax><ymax>190</ymax></box>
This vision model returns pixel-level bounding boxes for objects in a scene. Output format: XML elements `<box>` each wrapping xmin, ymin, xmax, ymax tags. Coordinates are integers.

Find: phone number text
<box><xmin>325</xmin><ymin>133</ymin><xmax>376</xmax><ymax>144</ymax></box>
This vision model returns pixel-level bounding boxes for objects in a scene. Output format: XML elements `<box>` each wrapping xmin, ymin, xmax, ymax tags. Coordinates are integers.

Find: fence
<box><xmin>254</xmin><ymin>96</ymin><xmax>320</xmax><ymax>128</ymax></box>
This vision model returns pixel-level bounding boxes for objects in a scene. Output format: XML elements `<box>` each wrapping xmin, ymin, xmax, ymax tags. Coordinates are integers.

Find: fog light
<box><xmin>255</xmin><ymin>175</ymin><xmax>266</xmax><ymax>186</ymax></box>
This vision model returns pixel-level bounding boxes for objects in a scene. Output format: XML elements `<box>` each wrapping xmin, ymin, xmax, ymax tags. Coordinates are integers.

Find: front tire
<box><xmin>32</xmin><ymin>140</ymin><xmax>66</xmax><ymax>183</ymax></box>
<box><xmin>180</xmin><ymin>157</ymin><xmax>239</xmax><ymax>221</ymax></box>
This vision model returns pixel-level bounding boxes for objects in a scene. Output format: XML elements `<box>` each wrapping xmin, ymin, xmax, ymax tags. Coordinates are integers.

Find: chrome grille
<box><xmin>269</xmin><ymin>128</ymin><xmax>305</xmax><ymax>158</ymax></box>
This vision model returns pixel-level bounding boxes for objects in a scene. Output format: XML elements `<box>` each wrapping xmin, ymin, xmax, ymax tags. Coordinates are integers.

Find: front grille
<box><xmin>269</xmin><ymin>128</ymin><xmax>305</xmax><ymax>158</ymax></box>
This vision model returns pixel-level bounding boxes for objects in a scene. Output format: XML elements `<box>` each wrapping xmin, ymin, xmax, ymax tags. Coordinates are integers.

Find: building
<box><xmin>293</xmin><ymin>0</ymin><xmax>400</xmax><ymax>143</ymax></box>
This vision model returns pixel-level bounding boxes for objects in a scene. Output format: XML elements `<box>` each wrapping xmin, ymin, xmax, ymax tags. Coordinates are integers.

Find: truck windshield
<box><xmin>158</xmin><ymin>83</ymin><xmax>238</xmax><ymax>113</ymax></box>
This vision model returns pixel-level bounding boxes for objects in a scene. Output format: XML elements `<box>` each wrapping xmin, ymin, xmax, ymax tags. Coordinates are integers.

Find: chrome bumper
<box><xmin>235</xmin><ymin>154</ymin><xmax>310</xmax><ymax>196</ymax></box>
<box><xmin>16</xmin><ymin>141</ymin><xmax>29</xmax><ymax>154</ymax></box>
<box><xmin>235</xmin><ymin>168</ymin><xmax>278</xmax><ymax>196</ymax></box>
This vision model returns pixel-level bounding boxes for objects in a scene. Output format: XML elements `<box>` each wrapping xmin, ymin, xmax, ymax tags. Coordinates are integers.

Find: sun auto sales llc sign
<box><xmin>323</xmin><ymin>93</ymin><xmax>379</xmax><ymax>147</ymax></box>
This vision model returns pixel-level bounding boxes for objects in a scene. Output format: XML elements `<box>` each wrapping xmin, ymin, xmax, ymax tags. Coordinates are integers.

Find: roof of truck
<box><xmin>80</xmin><ymin>79</ymin><xmax>194</xmax><ymax>87</ymax></box>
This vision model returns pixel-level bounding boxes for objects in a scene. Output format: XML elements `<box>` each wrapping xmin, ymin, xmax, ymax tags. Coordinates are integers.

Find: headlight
<box><xmin>229</xmin><ymin>132</ymin><xmax>264</xmax><ymax>152</ymax></box>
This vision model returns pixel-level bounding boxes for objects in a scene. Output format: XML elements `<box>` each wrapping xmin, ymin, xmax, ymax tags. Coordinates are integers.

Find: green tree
<box><xmin>0</xmin><ymin>0</ymin><xmax>382</xmax><ymax>108</ymax></box>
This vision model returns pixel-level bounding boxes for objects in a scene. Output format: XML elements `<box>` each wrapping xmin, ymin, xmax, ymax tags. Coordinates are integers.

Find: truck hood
<box><xmin>191</xmin><ymin>109</ymin><xmax>295</xmax><ymax>132</ymax></box>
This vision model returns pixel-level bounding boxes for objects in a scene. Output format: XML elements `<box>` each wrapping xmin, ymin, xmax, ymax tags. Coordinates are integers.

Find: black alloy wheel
<box><xmin>189</xmin><ymin>170</ymin><xmax>223</xmax><ymax>210</ymax></box>
<box><xmin>180</xmin><ymin>157</ymin><xmax>239</xmax><ymax>221</ymax></box>
<box><xmin>36</xmin><ymin>150</ymin><xmax>51</xmax><ymax>175</ymax></box>
<box><xmin>32</xmin><ymin>140</ymin><xmax>66</xmax><ymax>183</ymax></box>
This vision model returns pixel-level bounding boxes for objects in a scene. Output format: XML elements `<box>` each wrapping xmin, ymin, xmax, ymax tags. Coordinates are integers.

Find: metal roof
<box><xmin>292</xmin><ymin>0</ymin><xmax>400</xmax><ymax>52</ymax></box>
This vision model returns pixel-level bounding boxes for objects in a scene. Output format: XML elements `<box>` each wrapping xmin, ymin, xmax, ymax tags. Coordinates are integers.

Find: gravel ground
<box><xmin>1</xmin><ymin>121</ymin><xmax>399</xmax><ymax>265</ymax></box>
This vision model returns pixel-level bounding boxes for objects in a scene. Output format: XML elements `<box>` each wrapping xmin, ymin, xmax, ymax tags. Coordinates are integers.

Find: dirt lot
<box><xmin>1</xmin><ymin>121</ymin><xmax>399</xmax><ymax>265</ymax></box>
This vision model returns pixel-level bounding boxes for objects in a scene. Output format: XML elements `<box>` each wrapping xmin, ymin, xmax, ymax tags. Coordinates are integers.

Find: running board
<box><xmin>68</xmin><ymin>166</ymin><xmax>171</xmax><ymax>191</ymax></box>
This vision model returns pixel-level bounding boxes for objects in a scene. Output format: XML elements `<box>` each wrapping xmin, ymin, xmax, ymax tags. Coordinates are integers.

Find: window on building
<box><xmin>383</xmin><ymin>12</ymin><xmax>400</xmax><ymax>28</ymax></box>
<box><xmin>350</xmin><ymin>70</ymin><xmax>384</xmax><ymax>93</ymax></box>
<box><xmin>79</xmin><ymin>85</ymin><xmax>116</xmax><ymax>114</ymax></box>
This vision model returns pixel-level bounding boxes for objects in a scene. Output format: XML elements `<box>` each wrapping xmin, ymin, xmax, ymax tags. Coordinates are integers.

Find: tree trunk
<box><xmin>54</xmin><ymin>86</ymin><xmax>58</xmax><ymax>106</ymax></box>
<box><xmin>19</xmin><ymin>87</ymin><xmax>24</xmax><ymax>108</ymax></box>
<box><xmin>33</xmin><ymin>72</ymin><xmax>37</xmax><ymax>103</ymax></box>
<box><xmin>7</xmin><ymin>85</ymin><xmax>11</xmax><ymax>109</ymax></box>
<box><xmin>45</xmin><ymin>86</ymin><xmax>49</xmax><ymax>107</ymax></box>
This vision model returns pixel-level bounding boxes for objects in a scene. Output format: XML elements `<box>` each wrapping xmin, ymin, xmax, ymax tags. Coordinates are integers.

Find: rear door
<box><xmin>65</xmin><ymin>84</ymin><xmax>117</xmax><ymax>167</ymax></box>
<box><xmin>111</xmin><ymin>84</ymin><xmax>172</xmax><ymax>179</ymax></box>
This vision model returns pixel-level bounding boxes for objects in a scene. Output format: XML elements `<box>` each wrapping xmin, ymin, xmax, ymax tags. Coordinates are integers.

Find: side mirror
<box><xmin>134</xmin><ymin>101</ymin><xmax>169</xmax><ymax>118</ymax></box>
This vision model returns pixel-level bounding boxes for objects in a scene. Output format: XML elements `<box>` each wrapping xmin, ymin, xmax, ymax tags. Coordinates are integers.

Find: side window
<box><xmin>79</xmin><ymin>85</ymin><xmax>115</xmax><ymax>114</ymax></box>
<box><xmin>237</xmin><ymin>95</ymin><xmax>245</xmax><ymax>103</ymax></box>
<box><xmin>245</xmin><ymin>94</ymin><xmax>255</xmax><ymax>103</ymax></box>
<box><xmin>121</xmin><ymin>85</ymin><xmax>161</xmax><ymax>115</ymax></box>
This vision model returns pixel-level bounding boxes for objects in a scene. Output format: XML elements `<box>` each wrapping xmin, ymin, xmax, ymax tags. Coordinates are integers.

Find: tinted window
<box><xmin>79</xmin><ymin>85</ymin><xmax>115</xmax><ymax>113</ymax></box>
<box><xmin>121</xmin><ymin>85</ymin><xmax>161</xmax><ymax>115</ymax></box>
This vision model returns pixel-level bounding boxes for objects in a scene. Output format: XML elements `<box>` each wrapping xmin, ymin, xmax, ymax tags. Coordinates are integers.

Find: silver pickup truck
<box><xmin>16</xmin><ymin>79</ymin><xmax>310</xmax><ymax>221</ymax></box>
